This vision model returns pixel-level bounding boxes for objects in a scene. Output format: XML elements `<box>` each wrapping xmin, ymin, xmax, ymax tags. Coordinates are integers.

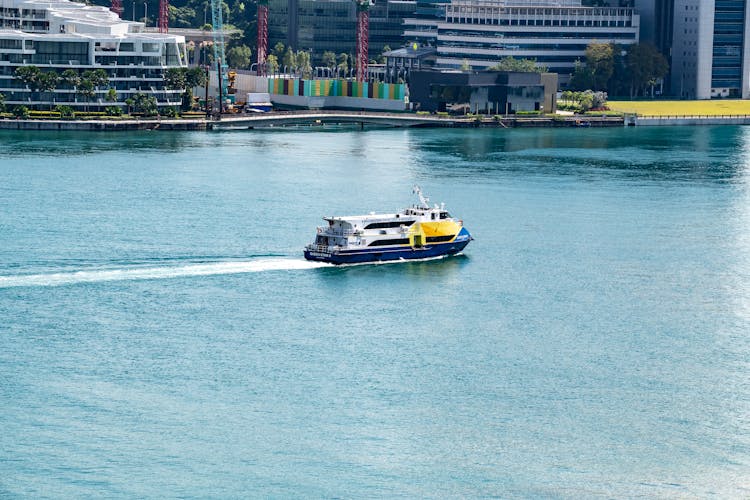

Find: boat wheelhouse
<box><xmin>303</xmin><ymin>186</ymin><xmax>472</xmax><ymax>265</ymax></box>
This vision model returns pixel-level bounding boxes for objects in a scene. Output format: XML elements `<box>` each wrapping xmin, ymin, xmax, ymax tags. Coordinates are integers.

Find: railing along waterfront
<box><xmin>637</xmin><ymin>114</ymin><xmax>750</xmax><ymax>120</ymax></box>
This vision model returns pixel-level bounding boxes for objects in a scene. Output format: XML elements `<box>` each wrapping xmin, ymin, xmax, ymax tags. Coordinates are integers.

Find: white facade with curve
<box><xmin>0</xmin><ymin>0</ymin><xmax>187</xmax><ymax>110</ymax></box>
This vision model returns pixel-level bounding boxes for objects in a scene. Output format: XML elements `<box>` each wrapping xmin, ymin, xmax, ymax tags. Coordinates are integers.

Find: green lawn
<box><xmin>608</xmin><ymin>100</ymin><xmax>750</xmax><ymax>117</ymax></box>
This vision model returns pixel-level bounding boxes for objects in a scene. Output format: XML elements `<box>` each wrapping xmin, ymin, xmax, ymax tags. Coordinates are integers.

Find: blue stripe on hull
<box><xmin>304</xmin><ymin>238</ymin><xmax>470</xmax><ymax>265</ymax></box>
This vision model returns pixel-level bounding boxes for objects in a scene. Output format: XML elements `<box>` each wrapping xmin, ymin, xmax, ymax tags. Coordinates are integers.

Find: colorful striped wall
<box><xmin>268</xmin><ymin>78</ymin><xmax>406</xmax><ymax>100</ymax></box>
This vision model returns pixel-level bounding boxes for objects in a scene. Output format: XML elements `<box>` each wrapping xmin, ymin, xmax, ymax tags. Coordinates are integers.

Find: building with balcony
<box><xmin>0</xmin><ymin>0</ymin><xmax>187</xmax><ymax>111</ymax></box>
<box><xmin>404</xmin><ymin>0</ymin><xmax>640</xmax><ymax>86</ymax></box>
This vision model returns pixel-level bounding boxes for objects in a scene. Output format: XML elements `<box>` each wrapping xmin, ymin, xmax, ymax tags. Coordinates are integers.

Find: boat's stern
<box><xmin>304</xmin><ymin>243</ymin><xmax>334</xmax><ymax>263</ymax></box>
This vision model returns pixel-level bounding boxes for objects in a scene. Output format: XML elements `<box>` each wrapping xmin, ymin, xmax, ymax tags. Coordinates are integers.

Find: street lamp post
<box><xmin>204</xmin><ymin>65</ymin><xmax>210</xmax><ymax>119</ymax></box>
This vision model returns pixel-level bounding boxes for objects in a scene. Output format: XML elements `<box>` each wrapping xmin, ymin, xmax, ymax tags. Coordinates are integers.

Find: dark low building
<box><xmin>408</xmin><ymin>70</ymin><xmax>557</xmax><ymax>114</ymax></box>
<box><xmin>383</xmin><ymin>45</ymin><xmax>436</xmax><ymax>82</ymax></box>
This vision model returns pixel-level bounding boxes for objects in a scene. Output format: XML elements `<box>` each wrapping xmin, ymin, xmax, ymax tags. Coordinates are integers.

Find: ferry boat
<box><xmin>303</xmin><ymin>187</ymin><xmax>472</xmax><ymax>265</ymax></box>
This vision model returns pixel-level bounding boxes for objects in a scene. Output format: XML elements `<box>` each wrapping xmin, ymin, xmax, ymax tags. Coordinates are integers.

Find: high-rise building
<box><xmin>268</xmin><ymin>0</ymin><xmax>416</xmax><ymax>65</ymax></box>
<box><xmin>0</xmin><ymin>0</ymin><xmax>187</xmax><ymax>110</ymax></box>
<box><xmin>672</xmin><ymin>0</ymin><xmax>750</xmax><ymax>98</ymax></box>
<box><xmin>638</xmin><ymin>0</ymin><xmax>750</xmax><ymax>99</ymax></box>
<box><xmin>403</xmin><ymin>0</ymin><xmax>640</xmax><ymax>85</ymax></box>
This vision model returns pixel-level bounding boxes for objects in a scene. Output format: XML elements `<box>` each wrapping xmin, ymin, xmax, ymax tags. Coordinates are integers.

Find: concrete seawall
<box><xmin>212</xmin><ymin>111</ymin><xmax>624</xmax><ymax>130</ymax></box>
<box><xmin>629</xmin><ymin>115</ymin><xmax>750</xmax><ymax>126</ymax></box>
<box><xmin>0</xmin><ymin>119</ymin><xmax>208</xmax><ymax>131</ymax></box>
<box><xmin>0</xmin><ymin>113</ymin><xmax>623</xmax><ymax>131</ymax></box>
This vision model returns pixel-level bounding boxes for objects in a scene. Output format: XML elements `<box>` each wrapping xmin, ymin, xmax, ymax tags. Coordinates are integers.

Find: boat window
<box><xmin>364</xmin><ymin>220</ymin><xmax>415</xmax><ymax>230</ymax></box>
<box><xmin>316</xmin><ymin>235</ymin><xmax>326</xmax><ymax>244</ymax></box>
<box><xmin>440</xmin><ymin>212</ymin><xmax>451</xmax><ymax>219</ymax></box>
<box><xmin>427</xmin><ymin>235</ymin><xmax>454</xmax><ymax>243</ymax></box>
<box><xmin>431</xmin><ymin>213</ymin><xmax>436</xmax><ymax>220</ymax></box>
<box><xmin>368</xmin><ymin>238</ymin><xmax>409</xmax><ymax>246</ymax></box>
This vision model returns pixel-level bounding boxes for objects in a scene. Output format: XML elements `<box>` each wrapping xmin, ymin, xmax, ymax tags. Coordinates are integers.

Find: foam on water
<box><xmin>0</xmin><ymin>258</ymin><xmax>331</xmax><ymax>288</ymax></box>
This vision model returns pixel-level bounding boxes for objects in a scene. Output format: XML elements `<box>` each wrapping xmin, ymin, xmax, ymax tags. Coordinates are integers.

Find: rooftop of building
<box><xmin>0</xmin><ymin>27</ymin><xmax>186</xmax><ymax>41</ymax></box>
<box><xmin>384</xmin><ymin>45</ymin><xmax>436</xmax><ymax>58</ymax></box>
<box><xmin>2</xmin><ymin>0</ymin><xmax>128</xmax><ymax>25</ymax></box>
<box><xmin>0</xmin><ymin>0</ymin><xmax>187</xmax><ymax>40</ymax></box>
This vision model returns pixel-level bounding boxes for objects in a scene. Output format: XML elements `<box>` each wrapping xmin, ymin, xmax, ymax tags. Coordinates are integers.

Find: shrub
<box><xmin>583</xmin><ymin>110</ymin><xmax>623</xmax><ymax>117</ymax></box>
<box><xmin>591</xmin><ymin>91</ymin><xmax>608</xmax><ymax>109</ymax></box>
<box><xmin>13</xmin><ymin>105</ymin><xmax>29</xmax><ymax>118</ymax></box>
<box><xmin>557</xmin><ymin>103</ymin><xmax>582</xmax><ymax>113</ymax></box>
<box><xmin>55</xmin><ymin>104</ymin><xmax>76</xmax><ymax>119</ymax></box>
<box><xmin>29</xmin><ymin>110</ymin><xmax>62</xmax><ymax>119</ymax></box>
<box><xmin>105</xmin><ymin>106</ymin><xmax>122</xmax><ymax>116</ymax></box>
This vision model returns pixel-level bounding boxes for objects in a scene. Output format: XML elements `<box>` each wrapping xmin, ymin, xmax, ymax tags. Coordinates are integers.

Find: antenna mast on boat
<box><xmin>413</xmin><ymin>185</ymin><xmax>430</xmax><ymax>209</ymax></box>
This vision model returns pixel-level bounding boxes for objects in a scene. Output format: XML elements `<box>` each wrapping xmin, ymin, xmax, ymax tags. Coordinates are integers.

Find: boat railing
<box><xmin>319</xmin><ymin>228</ymin><xmax>360</xmax><ymax>236</ymax></box>
<box><xmin>307</xmin><ymin>243</ymin><xmax>344</xmax><ymax>253</ymax></box>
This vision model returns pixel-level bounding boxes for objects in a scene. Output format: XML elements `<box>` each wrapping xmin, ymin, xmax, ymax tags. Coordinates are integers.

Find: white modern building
<box><xmin>404</xmin><ymin>0</ymin><xmax>640</xmax><ymax>85</ymax></box>
<box><xmin>0</xmin><ymin>0</ymin><xmax>187</xmax><ymax>110</ymax></box>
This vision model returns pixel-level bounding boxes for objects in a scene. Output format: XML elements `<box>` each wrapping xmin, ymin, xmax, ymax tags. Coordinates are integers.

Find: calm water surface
<box><xmin>1</xmin><ymin>126</ymin><xmax>749</xmax><ymax>498</ymax></box>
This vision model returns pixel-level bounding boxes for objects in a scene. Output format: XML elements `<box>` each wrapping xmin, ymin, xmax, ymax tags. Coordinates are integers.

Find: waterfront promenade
<box><xmin>0</xmin><ymin>110</ymin><xmax>624</xmax><ymax>131</ymax></box>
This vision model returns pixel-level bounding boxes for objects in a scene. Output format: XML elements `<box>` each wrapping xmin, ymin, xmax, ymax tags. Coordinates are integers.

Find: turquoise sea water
<box><xmin>1</xmin><ymin>126</ymin><xmax>749</xmax><ymax>497</ymax></box>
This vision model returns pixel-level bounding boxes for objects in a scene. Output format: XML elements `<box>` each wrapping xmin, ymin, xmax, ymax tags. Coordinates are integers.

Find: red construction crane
<box><xmin>158</xmin><ymin>0</ymin><xmax>169</xmax><ymax>33</ymax></box>
<box><xmin>355</xmin><ymin>0</ymin><xmax>372</xmax><ymax>82</ymax></box>
<box><xmin>110</xmin><ymin>0</ymin><xmax>123</xmax><ymax>16</ymax></box>
<box><xmin>256</xmin><ymin>0</ymin><xmax>268</xmax><ymax>75</ymax></box>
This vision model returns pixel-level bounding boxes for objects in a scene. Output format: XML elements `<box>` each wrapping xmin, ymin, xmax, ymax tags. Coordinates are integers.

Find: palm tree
<box><xmin>77</xmin><ymin>80</ymin><xmax>95</xmax><ymax>112</ymax></box>
<box><xmin>81</xmin><ymin>69</ymin><xmax>109</xmax><ymax>110</ymax></box>
<box><xmin>61</xmin><ymin>69</ymin><xmax>81</xmax><ymax>109</ymax></box>
<box><xmin>125</xmin><ymin>97</ymin><xmax>134</xmax><ymax>116</ymax></box>
<box><xmin>37</xmin><ymin>71</ymin><xmax>59</xmax><ymax>110</ymax></box>
<box><xmin>14</xmin><ymin>65</ymin><xmax>42</xmax><ymax>103</ymax></box>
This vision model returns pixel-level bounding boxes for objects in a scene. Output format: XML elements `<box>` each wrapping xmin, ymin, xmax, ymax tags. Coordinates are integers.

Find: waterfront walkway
<box><xmin>213</xmin><ymin>110</ymin><xmax>453</xmax><ymax>129</ymax></box>
<box><xmin>211</xmin><ymin>110</ymin><xmax>624</xmax><ymax>130</ymax></box>
<box><xmin>0</xmin><ymin>110</ymin><xmax>624</xmax><ymax>131</ymax></box>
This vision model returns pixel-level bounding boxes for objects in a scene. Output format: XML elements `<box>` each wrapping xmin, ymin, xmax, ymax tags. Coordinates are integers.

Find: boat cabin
<box><xmin>404</xmin><ymin>208</ymin><xmax>452</xmax><ymax>220</ymax></box>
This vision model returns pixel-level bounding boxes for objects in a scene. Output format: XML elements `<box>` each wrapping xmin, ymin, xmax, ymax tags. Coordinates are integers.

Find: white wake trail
<box><xmin>0</xmin><ymin>258</ymin><xmax>331</xmax><ymax>288</ymax></box>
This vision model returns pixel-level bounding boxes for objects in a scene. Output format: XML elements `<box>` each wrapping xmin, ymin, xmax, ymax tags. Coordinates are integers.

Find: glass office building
<box><xmin>268</xmin><ymin>0</ymin><xmax>416</xmax><ymax>65</ymax></box>
<box><xmin>666</xmin><ymin>0</ymin><xmax>750</xmax><ymax>98</ymax></box>
<box><xmin>711</xmin><ymin>0</ymin><xmax>745</xmax><ymax>94</ymax></box>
